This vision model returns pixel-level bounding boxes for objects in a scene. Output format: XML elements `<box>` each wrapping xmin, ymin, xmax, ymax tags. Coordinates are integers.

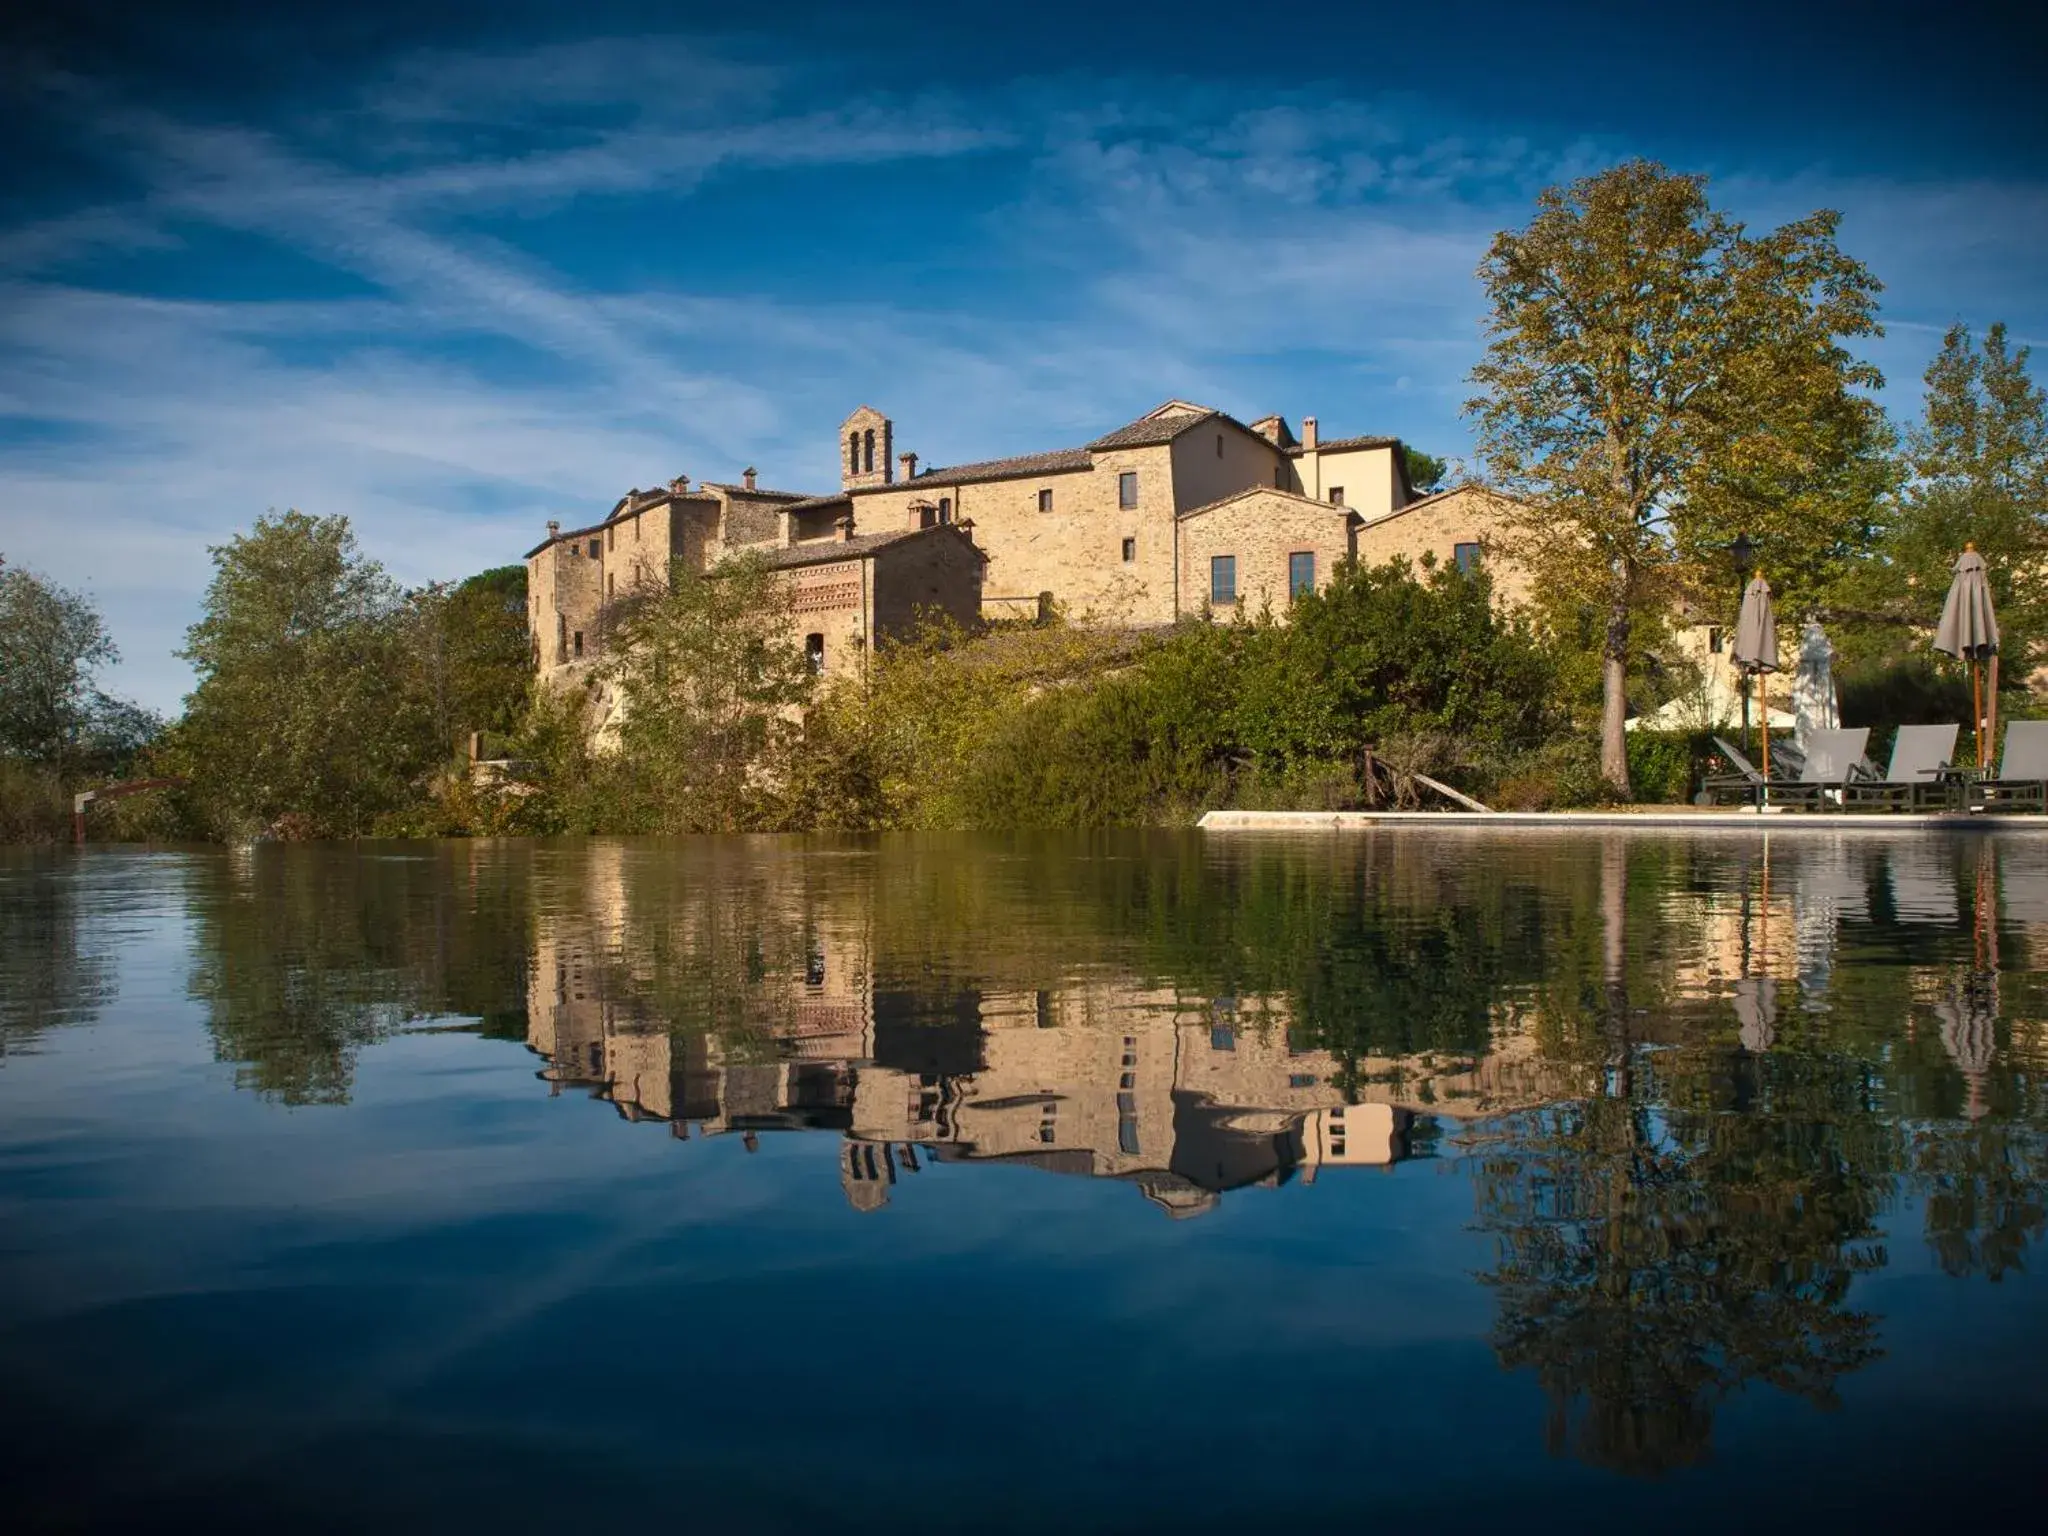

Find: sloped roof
<box><xmin>1360</xmin><ymin>480</ymin><xmax>1519</xmax><ymax>527</ymax></box>
<box><xmin>776</xmin><ymin>493</ymin><xmax>853</xmax><ymax>514</ymax></box>
<box><xmin>888</xmin><ymin>446</ymin><xmax>1095</xmax><ymax>487</ymax></box>
<box><xmin>1088</xmin><ymin>405</ymin><xmax>1228</xmax><ymax>451</ymax></box>
<box><xmin>1175</xmin><ymin>484</ymin><xmax>1360</xmax><ymax>523</ymax></box>
<box><xmin>737</xmin><ymin>524</ymin><xmax>986</xmax><ymax>571</ymax></box>
<box><xmin>1287</xmin><ymin>433</ymin><xmax>1400</xmax><ymax>455</ymax></box>
<box><xmin>696</xmin><ymin>481</ymin><xmax>815</xmax><ymax>502</ymax></box>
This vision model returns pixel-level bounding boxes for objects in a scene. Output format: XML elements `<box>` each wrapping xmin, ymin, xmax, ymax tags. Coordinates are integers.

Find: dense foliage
<box><xmin>0</xmin><ymin>557</ymin><xmax>159</xmax><ymax>840</ymax></box>
<box><xmin>1469</xmin><ymin>158</ymin><xmax>1889</xmax><ymax>793</ymax></box>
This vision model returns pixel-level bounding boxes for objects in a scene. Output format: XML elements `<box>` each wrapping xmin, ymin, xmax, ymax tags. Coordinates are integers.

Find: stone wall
<box><xmin>870</xmin><ymin>526</ymin><xmax>985</xmax><ymax>639</ymax></box>
<box><xmin>855</xmin><ymin>444</ymin><xmax>1181</xmax><ymax>625</ymax></box>
<box><xmin>1353</xmin><ymin>484</ymin><xmax>1532</xmax><ymax>605</ymax></box>
<box><xmin>1175</xmin><ymin>489</ymin><xmax>1356</xmax><ymax>617</ymax></box>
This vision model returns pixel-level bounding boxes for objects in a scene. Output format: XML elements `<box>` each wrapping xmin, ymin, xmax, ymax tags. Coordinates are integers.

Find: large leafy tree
<box><xmin>408</xmin><ymin>564</ymin><xmax>533</xmax><ymax>752</ymax></box>
<box><xmin>1467</xmin><ymin>160</ymin><xmax>1887</xmax><ymax>793</ymax></box>
<box><xmin>1846</xmin><ymin>323</ymin><xmax>2048</xmax><ymax>679</ymax></box>
<box><xmin>0</xmin><ymin>557</ymin><xmax>158</xmax><ymax>776</ymax></box>
<box><xmin>173</xmin><ymin>511</ymin><xmax>439</xmax><ymax>837</ymax></box>
<box><xmin>581</xmin><ymin>555</ymin><xmax>816</xmax><ymax>833</ymax></box>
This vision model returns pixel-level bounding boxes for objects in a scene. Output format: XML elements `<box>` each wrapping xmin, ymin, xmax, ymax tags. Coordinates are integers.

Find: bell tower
<box><xmin>840</xmin><ymin>405</ymin><xmax>894</xmax><ymax>491</ymax></box>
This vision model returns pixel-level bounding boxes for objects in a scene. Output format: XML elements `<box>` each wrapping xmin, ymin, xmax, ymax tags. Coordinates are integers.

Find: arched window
<box><xmin>849</xmin><ymin>432</ymin><xmax>860</xmax><ymax>474</ymax></box>
<box><xmin>863</xmin><ymin>428</ymin><xmax>875</xmax><ymax>474</ymax></box>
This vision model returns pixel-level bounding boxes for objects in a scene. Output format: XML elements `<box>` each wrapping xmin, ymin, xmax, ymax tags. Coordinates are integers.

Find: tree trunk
<box><xmin>1601</xmin><ymin>594</ymin><xmax>1632</xmax><ymax>797</ymax></box>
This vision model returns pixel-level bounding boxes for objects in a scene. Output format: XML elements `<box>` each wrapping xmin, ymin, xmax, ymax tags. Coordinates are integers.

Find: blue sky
<box><xmin>3</xmin><ymin>0</ymin><xmax>2045</xmax><ymax>712</ymax></box>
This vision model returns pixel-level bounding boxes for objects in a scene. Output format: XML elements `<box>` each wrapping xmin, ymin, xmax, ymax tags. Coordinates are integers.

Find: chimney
<box><xmin>780</xmin><ymin>509</ymin><xmax>798</xmax><ymax>547</ymax></box>
<box><xmin>669</xmin><ymin>475</ymin><xmax>689</xmax><ymax>494</ymax></box>
<box><xmin>742</xmin><ymin>466</ymin><xmax>757</xmax><ymax>491</ymax></box>
<box><xmin>1301</xmin><ymin>417</ymin><xmax>1318</xmax><ymax>451</ymax></box>
<box><xmin>901</xmin><ymin>452</ymin><xmax>919</xmax><ymax>482</ymax></box>
<box><xmin>909</xmin><ymin>502</ymin><xmax>935</xmax><ymax>530</ymax></box>
<box><xmin>836</xmin><ymin>512</ymin><xmax>856</xmax><ymax>542</ymax></box>
<box><xmin>546</xmin><ymin>519</ymin><xmax>561</xmax><ymax>541</ymax></box>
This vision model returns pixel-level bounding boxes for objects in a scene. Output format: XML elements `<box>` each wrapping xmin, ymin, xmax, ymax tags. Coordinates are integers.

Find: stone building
<box><xmin>841</xmin><ymin>400</ymin><xmax>1424</xmax><ymax>624</ymax></box>
<box><xmin>524</xmin><ymin>467</ymin><xmax>985</xmax><ymax>704</ymax></box>
<box><xmin>523</xmin><ymin>403</ymin><xmax>1543</xmax><ymax>710</ymax></box>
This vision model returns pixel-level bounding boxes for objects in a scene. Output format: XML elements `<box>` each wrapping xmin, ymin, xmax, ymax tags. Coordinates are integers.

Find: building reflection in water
<box><xmin>516</xmin><ymin>834</ymin><xmax>2048</xmax><ymax>1229</ymax></box>
<box><xmin>529</xmin><ymin>908</ymin><xmax>1443</xmax><ymax>1218</ymax></box>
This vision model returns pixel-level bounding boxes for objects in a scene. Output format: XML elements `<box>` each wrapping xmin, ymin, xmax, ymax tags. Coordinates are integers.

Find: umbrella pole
<box><xmin>1987</xmin><ymin>654</ymin><xmax>2000</xmax><ymax>769</ymax></box>
<box><xmin>1971</xmin><ymin>660</ymin><xmax>1985</xmax><ymax>768</ymax></box>
<box><xmin>1759</xmin><ymin>688</ymin><xmax>1770</xmax><ymax>788</ymax></box>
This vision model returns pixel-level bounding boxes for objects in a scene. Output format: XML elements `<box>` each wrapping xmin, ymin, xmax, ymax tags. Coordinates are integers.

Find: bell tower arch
<box><xmin>840</xmin><ymin>405</ymin><xmax>894</xmax><ymax>490</ymax></box>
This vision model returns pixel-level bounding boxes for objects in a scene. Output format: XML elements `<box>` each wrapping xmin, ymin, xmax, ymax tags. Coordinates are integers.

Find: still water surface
<box><xmin>3</xmin><ymin>830</ymin><xmax>2046</xmax><ymax>1530</ymax></box>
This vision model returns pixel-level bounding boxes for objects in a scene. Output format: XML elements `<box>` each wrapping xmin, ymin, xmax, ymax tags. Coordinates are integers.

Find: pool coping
<box><xmin>1197</xmin><ymin>809</ymin><xmax>2048</xmax><ymax>832</ymax></box>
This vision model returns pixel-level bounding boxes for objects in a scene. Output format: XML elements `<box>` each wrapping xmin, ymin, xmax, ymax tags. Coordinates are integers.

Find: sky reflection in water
<box><xmin>1</xmin><ymin>830</ymin><xmax>2045</xmax><ymax>1531</ymax></box>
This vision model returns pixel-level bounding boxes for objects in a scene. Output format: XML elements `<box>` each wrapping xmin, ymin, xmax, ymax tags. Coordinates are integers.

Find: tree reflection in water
<box><xmin>107</xmin><ymin>829</ymin><xmax>2048</xmax><ymax>1474</ymax></box>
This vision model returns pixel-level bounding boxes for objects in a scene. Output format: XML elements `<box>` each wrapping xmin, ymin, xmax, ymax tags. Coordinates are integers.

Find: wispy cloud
<box><xmin>2</xmin><ymin>39</ymin><xmax>2044</xmax><ymax>713</ymax></box>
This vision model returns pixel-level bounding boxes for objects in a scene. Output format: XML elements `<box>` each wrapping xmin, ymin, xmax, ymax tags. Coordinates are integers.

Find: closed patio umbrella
<box><xmin>1732</xmin><ymin>574</ymin><xmax>1779</xmax><ymax>782</ymax></box>
<box><xmin>1934</xmin><ymin>544</ymin><xmax>2000</xmax><ymax>767</ymax></box>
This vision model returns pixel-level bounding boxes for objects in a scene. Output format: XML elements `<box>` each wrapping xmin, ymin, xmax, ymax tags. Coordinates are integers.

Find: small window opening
<box><xmin>805</xmin><ymin>633</ymin><xmax>825</xmax><ymax>673</ymax></box>
<box><xmin>849</xmin><ymin>432</ymin><xmax>860</xmax><ymax>474</ymax></box>
<box><xmin>1210</xmin><ymin>555</ymin><xmax>1237</xmax><ymax>606</ymax></box>
<box><xmin>863</xmin><ymin>429</ymin><xmax>875</xmax><ymax>474</ymax></box>
<box><xmin>1329</xmin><ymin>486</ymin><xmax>1344</xmax><ymax>506</ymax></box>
<box><xmin>588</xmin><ymin>539</ymin><xmax>601</xmax><ymax>559</ymax></box>
<box><xmin>606</xmin><ymin>573</ymin><xmax>614</xmax><ymax>600</ymax></box>
<box><xmin>1121</xmin><ymin>537</ymin><xmax>1136</xmax><ymax>564</ymax></box>
<box><xmin>1118</xmin><ymin>471</ymin><xmax>1138</xmax><ymax>509</ymax></box>
<box><xmin>1273</xmin><ymin>466</ymin><xmax>1285</xmax><ymax>488</ymax></box>
<box><xmin>1038</xmin><ymin>488</ymin><xmax>1053</xmax><ymax>513</ymax></box>
<box><xmin>1289</xmin><ymin>551</ymin><xmax>1315</xmax><ymax>599</ymax></box>
<box><xmin>634</xmin><ymin>517</ymin><xmax>642</xmax><ymax>543</ymax></box>
<box><xmin>938</xmin><ymin>497</ymin><xmax>952</xmax><ymax>524</ymax></box>
<box><xmin>1454</xmin><ymin>541</ymin><xmax>1482</xmax><ymax>574</ymax></box>
<box><xmin>1215</xmin><ymin>433</ymin><xmax>1224</xmax><ymax>457</ymax></box>
<box><xmin>1708</xmin><ymin>626</ymin><xmax>1724</xmax><ymax>654</ymax></box>
<box><xmin>572</xmin><ymin>630</ymin><xmax>584</xmax><ymax>658</ymax></box>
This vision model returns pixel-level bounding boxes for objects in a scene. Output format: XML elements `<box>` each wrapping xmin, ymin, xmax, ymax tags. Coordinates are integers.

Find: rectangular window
<box><xmin>1210</xmin><ymin>1025</ymin><xmax>1236</xmax><ymax>1052</ymax></box>
<box><xmin>1708</xmin><ymin>626</ymin><xmax>1724</xmax><ymax>654</ymax></box>
<box><xmin>1037</xmin><ymin>488</ymin><xmax>1053</xmax><ymax>513</ymax></box>
<box><xmin>572</xmin><ymin>630</ymin><xmax>584</xmax><ymax>658</ymax></box>
<box><xmin>1289</xmin><ymin>551</ymin><xmax>1315</xmax><ymax>599</ymax></box>
<box><xmin>1215</xmin><ymin>433</ymin><xmax>1224</xmax><ymax>457</ymax></box>
<box><xmin>607</xmin><ymin>525</ymin><xmax>614</xmax><ymax>551</ymax></box>
<box><xmin>805</xmin><ymin>633</ymin><xmax>825</xmax><ymax>673</ymax></box>
<box><xmin>1121</xmin><ymin>537</ymin><xmax>1136</xmax><ymax>563</ymax></box>
<box><xmin>634</xmin><ymin>517</ymin><xmax>642</xmax><ymax>542</ymax></box>
<box><xmin>1118</xmin><ymin>471</ymin><xmax>1137</xmax><ymax>508</ymax></box>
<box><xmin>1288</xmin><ymin>1073</ymin><xmax>1318</xmax><ymax>1089</ymax></box>
<box><xmin>1273</xmin><ymin>466</ymin><xmax>1285</xmax><ymax>488</ymax></box>
<box><xmin>1454</xmin><ymin>541</ymin><xmax>1482</xmax><ymax>574</ymax></box>
<box><xmin>606</xmin><ymin>573</ymin><xmax>614</xmax><ymax>600</ymax></box>
<box><xmin>1210</xmin><ymin>555</ymin><xmax>1236</xmax><ymax>606</ymax></box>
<box><xmin>1329</xmin><ymin>486</ymin><xmax>1344</xmax><ymax>506</ymax></box>
<box><xmin>588</xmin><ymin>539</ymin><xmax>601</xmax><ymax>559</ymax></box>
<box><xmin>938</xmin><ymin>497</ymin><xmax>952</xmax><ymax>524</ymax></box>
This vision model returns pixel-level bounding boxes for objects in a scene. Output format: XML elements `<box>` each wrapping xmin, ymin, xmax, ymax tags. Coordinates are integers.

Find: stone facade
<box><xmin>524</xmin><ymin>407</ymin><xmax>1555</xmax><ymax>708</ymax></box>
<box><xmin>1175</xmin><ymin>487</ymin><xmax>1359</xmax><ymax>616</ymax></box>
<box><xmin>525</xmin><ymin>470</ymin><xmax>984</xmax><ymax>703</ymax></box>
<box><xmin>1353</xmin><ymin>482</ymin><xmax>1534</xmax><ymax>606</ymax></box>
<box><xmin>846</xmin><ymin>400</ymin><xmax>1417</xmax><ymax>626</ymax></box>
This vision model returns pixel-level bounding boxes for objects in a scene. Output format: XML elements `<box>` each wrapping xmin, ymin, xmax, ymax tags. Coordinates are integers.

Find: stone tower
<box><xmin>840</xmin><ymin>405</ymin><xmax>893</xmax><ymax>491</ymax></box>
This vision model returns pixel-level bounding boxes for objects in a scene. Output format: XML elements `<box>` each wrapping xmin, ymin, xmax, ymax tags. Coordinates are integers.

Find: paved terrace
<box><xmin>1199</xmin><ymin>808</ymin><xmax>2048</xmax><ymax>832</ymax></box>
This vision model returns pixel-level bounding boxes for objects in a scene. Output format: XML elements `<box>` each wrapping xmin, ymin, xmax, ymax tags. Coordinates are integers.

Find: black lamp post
<box><xmin>1731</xmin><ymin>532</ymin><xmax>1755</xmax><ymax>751</ymax></box>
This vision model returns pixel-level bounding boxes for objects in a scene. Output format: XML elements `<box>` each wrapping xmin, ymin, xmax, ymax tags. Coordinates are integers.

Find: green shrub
<box><xmin>1624</xmin><ymin>729</ymin><xmax>1716</xmax><ymax>804</ymax></box>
